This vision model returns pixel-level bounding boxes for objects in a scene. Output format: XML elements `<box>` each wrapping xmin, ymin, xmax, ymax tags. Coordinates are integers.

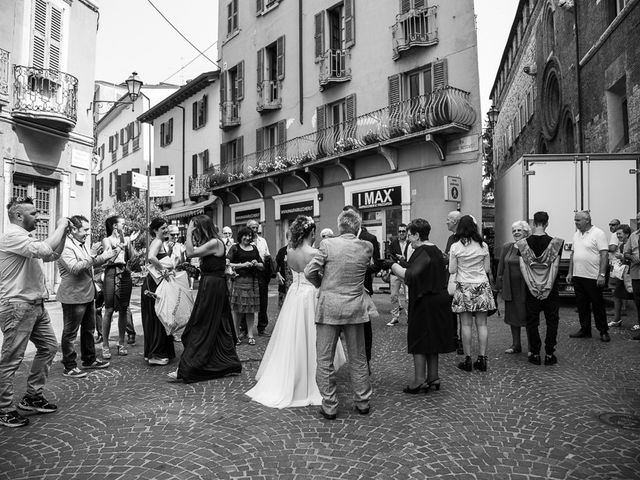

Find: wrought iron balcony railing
<box><xmin>257</xmin><ymin>80</ymin><xmax>282</xmax><ymax>112</ymax></box>
<box><xmin>196</xmin><ymin>86</ymin><xmax>475</xmax><ymax>191</ymax></box>
<box><xmin>319</xmin><ymin>49</ymin><xmax>352</xmax><ymax>89</ymax></box>
<box><xmin>392</xmin><ymin>5</ymin><xmax>438</xmax><ymax>60</ymax></box>
<box><xmin>12</xmin><ymin>65</ymin><xmax>78</xmax><ymax>131</ymax></box>
<box><xmin>220</xmin><ymin>101</ymin><xmax>241</xmax><ymax>129</ymax></box>
<box><xmin>0</xmin><ymin>48</ymin><xmax>9</xmax><ymax>106</ymax></box>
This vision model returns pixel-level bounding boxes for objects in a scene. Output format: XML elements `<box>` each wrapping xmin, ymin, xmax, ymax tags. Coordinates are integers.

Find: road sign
<box><xmin>131</xmin><ymin>171</ymin><xmax>148</xmax><ymax>190</ymax></box>
<box><xmin>150</xmin><ymin>175</ymin><xmax>175</xmax><ymax>197</ymax></box>
<box><xmin>444</xmin><ymin>175</ymin><xmax>462</xmax><ymax>202</ymax></box>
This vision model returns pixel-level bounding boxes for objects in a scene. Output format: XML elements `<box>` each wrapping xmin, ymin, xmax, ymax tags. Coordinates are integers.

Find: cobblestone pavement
<box><xmin>1</xmin><ymin>283</ymin><xmax>639</xmax><ymax>480</ymax></box>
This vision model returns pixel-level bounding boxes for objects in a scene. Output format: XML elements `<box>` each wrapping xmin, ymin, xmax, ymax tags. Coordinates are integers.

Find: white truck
<box><xmin>494</xmin><ymin>153</ymin><xmax>639</xmax><ymax>295</ymax></box>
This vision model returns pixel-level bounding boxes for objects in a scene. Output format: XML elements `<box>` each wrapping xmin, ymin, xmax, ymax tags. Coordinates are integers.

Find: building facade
<box><xmin>0</xmin><ymin>0</ymin><xmax>99</xmax><ymax>292</ymax></box>
<box><xmin>490</xmin><ymin>0</ymin><xmax>640</xmax><ymax>175</ymax></box>
<box><xmin>196</xmin><ymin>0</ymin><xmax>483</xmax><ymax>253</ymax></box>
<box><xmin>93</xmin><ymin>84</ymin><xmax>179</xmax><ymax>211</ymax></box>
<box><xmin>138</xmin><ymin>71</ymin><xmax>222</xmax><ymax>230</ymax></box>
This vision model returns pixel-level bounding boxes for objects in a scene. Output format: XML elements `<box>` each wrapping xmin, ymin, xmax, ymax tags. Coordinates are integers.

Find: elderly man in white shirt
<box><xmin>247</xmin><ymin>220</ymin><xmax>272</xmax><ymax>335</ymax></box>
<box><xmin>567</xmin><ymin>211</ymin><xmax>610</xmax><ymax>342</ymax></box>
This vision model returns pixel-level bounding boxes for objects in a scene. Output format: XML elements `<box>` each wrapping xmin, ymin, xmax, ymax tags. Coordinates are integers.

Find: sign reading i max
<box><xmin>352</xmin><ymin>186</ymin><xmax>402</xmax><ymax>210</ymax></box>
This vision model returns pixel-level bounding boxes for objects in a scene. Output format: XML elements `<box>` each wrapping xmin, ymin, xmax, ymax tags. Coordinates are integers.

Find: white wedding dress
<box><xmin>246</xmin><ymin>270</ymin><xmax>346</xmax><ymax>408</ymax></box>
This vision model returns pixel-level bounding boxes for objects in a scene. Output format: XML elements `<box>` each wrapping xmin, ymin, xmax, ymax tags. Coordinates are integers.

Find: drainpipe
<box><xmin>299</xmin><ymin>0</ymin><xmax>303</xmax><ymax>124</ymax></box>
<box><xmin>573</xmin><ymin>2</ymin><xmax>583</xmax><ymax>153</ymax></box>
<box><xmin>176</xmin><ymin>105</ymin><xmax>186</xmax><ymax>204</ymax></box>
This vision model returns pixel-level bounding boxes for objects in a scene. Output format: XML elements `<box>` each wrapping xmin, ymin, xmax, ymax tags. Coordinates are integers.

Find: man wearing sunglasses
<box><xmin>386</xmin><ymin>224</ymin><xmax>409</xmax><ymax>326</ymax></box>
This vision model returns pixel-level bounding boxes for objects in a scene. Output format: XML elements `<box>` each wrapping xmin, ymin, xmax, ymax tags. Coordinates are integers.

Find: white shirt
<box><xmin>253</xmin><ymin>235</ymin><xmax>270</xmax><ymax>260</ymax></box>
<box><xmin>449</xmin><ymin>240</ymin><xmax>490</xmax><ymax>284</ymax></box>
<box><xmin>572</xmin><ymin>226</ymin><xmax>608</xmax><ymax>280</ymax></box>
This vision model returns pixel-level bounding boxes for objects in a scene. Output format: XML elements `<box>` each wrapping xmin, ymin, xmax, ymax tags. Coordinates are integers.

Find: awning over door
<box><xmin>163</xmin><ymin>197</ymin><xmax>216</xmax><ymax>221</ymax></box>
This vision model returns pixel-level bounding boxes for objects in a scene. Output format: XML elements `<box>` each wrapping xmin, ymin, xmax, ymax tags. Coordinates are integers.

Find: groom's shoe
<box><xmin>318</xmin><ymin>408</ymin><xmax>337</xmax><ymax>421</ymax></box>
<box><xmin>355</xmin><ymin>405</ymin><xmax>370</xmax><ymax>416</ymax></box>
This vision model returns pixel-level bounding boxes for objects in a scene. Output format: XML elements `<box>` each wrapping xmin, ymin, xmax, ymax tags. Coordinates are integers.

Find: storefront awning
<box><xmin>164</xmin><ymin>198</ymin><xmax>216</xmax><ymax>221</ymax></box>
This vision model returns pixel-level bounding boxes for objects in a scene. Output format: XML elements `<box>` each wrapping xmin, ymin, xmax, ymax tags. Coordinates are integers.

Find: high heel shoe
<box><xmin>457</xmin><ymin>356</ymin><xmax>472</xmax><ymax>372</ymax></box>
<box><xmin>402</xmin><ymin>381</ymin><xmax>428</xmax><ymax>394</ymax></box>
<box><xmin>426</xmin><ymin>378</ymin><xmax>441</xmax><ymax>391</ymax></box>
<box><xmin>473</xmin><ymin>355</ymin><xmax>487</xmax><ymax>372</ymax></box>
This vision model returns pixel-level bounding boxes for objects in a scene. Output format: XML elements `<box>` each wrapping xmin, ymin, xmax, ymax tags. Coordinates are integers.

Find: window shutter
<box><xmin>238</xmin><ymin>136</ymin><xmax>244</xmax><ymax>158</ymax></box>
<box><xmin>345</xmin><ymin>94</ymin><xmax>357</xmax><ymax>121</ymax></box>
<box><xmin>109</xmin><ymin>172</ymin><xmax>113</xmax><ymax>195</ymax></box>
<box><xmin>160</xmin><ymin>123</ymin><xmax>165</xmax><ymax>146</ymax></box>
<box><xmin>236</xmin><ymin>61</ymin><xmax>244</xmax><ymax>100</ymax></box>
<box><xmin>203</xmin><ymin>149</ymin><xmax>210</xmax><ymax>170</ymax></box>
<box><xmin>108</xmin><ymin>135</ymin><xmax>114</xmax><ymax>152</ymax></box>
<box><xmin>256</xmin><ymin>128</ymin><xmax>264</xmax><ymax>152</ymax></box>
<box><xmin>168</xmin><ymin>118</ymin><xmax>173</xmax><ymax>143</ymax></box>
<box><xmin>316</xmin><ymin>105</ymin><xmax>326</xmax><ymax>132</ymax></box>
<box><xmin>48</xmin><ymin>5</ymin><xmax>62</xmax><ymax>71</ymax></box>
<box><xmin>220</xmin><ymin>143</ymin><xmax>228</xmax><ymax>167</ymax></box>
<box><xmin>256</xmin><ymin>0</ymin><xmax>263</xmax><ymax>15</ymax></box>
<box><xmin>119</xmin><ymin>128</ymin><xmax>124</xmax><ymax>145</ymax></box>
<box><xmin>314</xmin><ymin>11</ymin><xmax>325</xmax><ymax>62</ymax></box>
<box><xmin>257</xmin><ymin>48</ymin><xmax>264</xmax><ymax>86</ymax></box>
<box><xmin>192</xmin><ymin>154</ymin><xmax>198</xmax><ymax>177</ymax></box>
<box><xmin>202</xmin><ymin>94</ymin><xmax>208</xmax><ymax>123</ymax></box>
<box><xmin>115</xmin><ymin>169</ymin><xmax>121</xmax><ymax>201</ymax></box>
<box><xmin>114</xmin><ymin>132</ymin><xmax>119</xmax><ymax>147</ymax></box>
<box><xmin>32</xmin><ymin>0</ymin><xmax>47</xmax><ymax>69</ymax></box>
<box><xmin>227</xmin><ymin>1</ymin><xmax>233</xmax><ymax>34</ymax></box>
<box><xmin>344</xmin><ymin>0</ymin><xmax>355</xmax><ymax>48</ymax></box>
<box><xmin>277</xmin><ymin>119</ymin><xmax>287</xmax><ymax>144</ymax></box>
<box><xmin>399</xmin><ymin>0</ymin><xmax>411</xmax><ymax>14</ymax></box>
<box><xmin>276</xmin><ymin>36</ymin><xmax>285</xmax><ymax>80</ymax></box>
<box><xmin>432</xmin><ymin>59</ymin><xmax>448</xmax><ymax>89</ymax></box>
<box><xmin>99</xmin><ymin>144</ymin><xmax>105</xmax><ymax>160</ymax></box>
<box><xmin>192</xmin><ymin>101</ymin><xmax>198</xmax><ymax>128</ymax></box>
<box><xmin>220</xmin><ymin>71</ymin><xmax>227</xmax><ymax>104</ymax></box>
<box><xmin>100</xmin><ymin>178</ymin><xmax>104</xmax><ymax>201</ymax></box>
<box><xmin>388</xmin><ymin>74</ymin><xmax>401</xmax><ymax>105</ymax></box>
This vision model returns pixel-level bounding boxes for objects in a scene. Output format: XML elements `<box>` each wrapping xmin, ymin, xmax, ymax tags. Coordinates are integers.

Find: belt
<box><xmin>2</xmin><ymin>298</ymin><xmax>45</xmax><ymax>306</ymax></box>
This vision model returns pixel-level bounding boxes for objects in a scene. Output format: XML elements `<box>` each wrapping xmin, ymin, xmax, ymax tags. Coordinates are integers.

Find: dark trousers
<box><xmin>61</xmin><ymin>302</ymin><xmax>97</xmax><ymax>369</ymax></box>
<box><xmin>632</xmin><ymin>279</ymin><xmax>640</xmax><ymax>325</ymax></box>
<box><xmin>364</xmin><ymin>321</ymin><xmax>372</xmax><ymax>362</ymax></box>
<box><xmin>573</xmin><ymin>276</ymin><xmax>608</xmax><ymax>334</ymax></box>
<box><xmin>525</xmin><ymin>289</ymin><xmax>560</xmax><ymax>355</ymax></box>
<box><xmin>257</xmin><ymin>274</ymin><xmax>270</xmax><ymax>333</ymax></box>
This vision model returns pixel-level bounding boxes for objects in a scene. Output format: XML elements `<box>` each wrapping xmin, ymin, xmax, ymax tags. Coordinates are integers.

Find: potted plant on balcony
<box><xmin>363</xmin><ymin>130</ymin><xmax>381</xmax><ymax>145</ymax></box>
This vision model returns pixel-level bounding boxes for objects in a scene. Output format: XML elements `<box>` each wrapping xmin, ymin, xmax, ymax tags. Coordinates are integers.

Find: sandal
<box><xmin>504</xmin><ymin>347</ymin><xmax>522</xmax><ymax>354</ymax></box>
<box><xmin>117</xmin><ymin>345</ymin><xmax>128</xmax><ymax>356</ymax></box>
<box><xmin>248</xmin><ymin>337</ymin><xmax>256</xmax><ymax>346</ymax></box>
<box><xmin>101</xmin><ymin>346</ymin><xmax>112</xmax><ymax>359</ymax></box>
<box><xmin>236</xmin><ymin>338</ymin><xmax>242</xmax><ymax>346</ymax></box>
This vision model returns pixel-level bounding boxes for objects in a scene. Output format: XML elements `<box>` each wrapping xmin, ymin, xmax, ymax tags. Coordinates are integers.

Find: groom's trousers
<box><xmin>316</xmin><ymin>323</ymin><xmax>372</xmax><ymax>415</ymax></box>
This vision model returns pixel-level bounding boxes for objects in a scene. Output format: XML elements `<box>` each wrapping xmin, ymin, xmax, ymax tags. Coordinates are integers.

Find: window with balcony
<box><xmin>192</xmin><ymin>150</ymin><xmax>211</xmax><ymax>178</ymax></box>
<box><xmin>315</xmin><ymin>0</ymin><xmax>354</xmax><ymax>89</ymax></box>
<box><xmin>192</xmin><ymin>95</ymin><xmax>208</xmax><ymax>129</ymax></box>
<box><xmin>388</xmin><ymin>59</ymin><xmax>448</xmax><ymax>105</ymax></box>
<box><xmin>316</xmin><ymin>94</ymin><xmax>356</xmax><ymax>152</ymax></box>
<box><xmin>392</xmin><ymin>1</ymin><xmax>438</xmax><ymax>60</ymax></box>
<box><xmin>220</xmin><ymin>61</ymin><xmax>243</xmax><ymax>128</ymax></box>
<box><xmin>226</xmin><ymin>0</ymin><xmax>239</xmax><ymax>37</ymax></box>
<box><xmin>256</xmin><ymin>120</ymin><xmax>287</xmax><ymax>162</ymax></box>
<box><xmin>257</xmin><ymin>37</ymin><xmax>285</xmax><ymax>112</ymax></box>
<box><xmin>257</xmin><ymin>0</ymin><xmax>281</xmax><ymax>16</ymax></box>
<box><xmin>160</xmin><ymin>118</ymin><xmax>173</xmax><ymax>147</ymax></box>
<box><xmin>221</xmin><ymin>137</ymin><xmax>244</xmax><ymax>175</ymax></box>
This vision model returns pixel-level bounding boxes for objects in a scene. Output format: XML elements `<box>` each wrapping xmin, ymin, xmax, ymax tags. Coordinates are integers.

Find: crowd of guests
<box><xmin>1</xmin><ymin>194</ymin><xmax>639</xmax><ymax>427</ymax></box>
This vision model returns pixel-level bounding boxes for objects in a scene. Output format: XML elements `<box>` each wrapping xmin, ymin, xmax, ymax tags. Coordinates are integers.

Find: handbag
<box><xmin>623</xmin><ymin>268</ymin><xmax>633</xmax><ymax>293</ymax></box>
<box><xmin>381</xmin><ymin>269</ymin><xmax>391</xmax><ymax>283</ymax></box>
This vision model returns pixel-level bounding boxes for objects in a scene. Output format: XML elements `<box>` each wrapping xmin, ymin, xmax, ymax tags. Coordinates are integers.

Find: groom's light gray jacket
<box><xmin>304</xmin><ymin>233</ymin><xmax>379</xmax><ymax>325</ymax></box>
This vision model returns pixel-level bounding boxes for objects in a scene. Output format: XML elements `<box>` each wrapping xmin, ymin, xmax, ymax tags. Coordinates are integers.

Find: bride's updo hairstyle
<box><xmin>289</xmin><ymin>215</ymin><xmax>315</xmax><ymax>249</ymax></box>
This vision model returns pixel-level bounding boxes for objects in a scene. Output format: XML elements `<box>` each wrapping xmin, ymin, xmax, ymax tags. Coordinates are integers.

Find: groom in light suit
<box><xmin>305</xmin><ymin>209</ymin><xmax>378</xmax><ymax>420</ymax></box>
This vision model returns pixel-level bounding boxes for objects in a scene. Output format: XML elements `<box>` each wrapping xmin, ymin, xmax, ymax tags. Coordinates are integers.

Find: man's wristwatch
<box><xmin>598</xmin><ymin>273</ymin><xmax>605</xmax><ymax>277</ymax></box>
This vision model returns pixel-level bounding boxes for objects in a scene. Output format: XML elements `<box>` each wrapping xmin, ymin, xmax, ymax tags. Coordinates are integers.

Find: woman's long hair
<box><xmin>454</xmin><ymin>215</ymin><xmax>484</xmax><ymax>246</ymax></box>
<box><xmin>289</xmin><ymin>215</ymin><xmax>315</xmax><ymax>249</ymax></box>
<box><xmin>149</xmin><ymin>217</ymin><xmax>166</xmax><ymax>238</ymax></box>
<box><xmin>191</xmin><ymin>215</ymin><xmax>219</xmax><ymax>246</ymax></box>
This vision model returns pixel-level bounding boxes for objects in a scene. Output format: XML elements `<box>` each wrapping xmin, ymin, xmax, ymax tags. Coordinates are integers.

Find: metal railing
<box><xmin>392</xmin><ymin>6</ymin><xmax>438</xmax><ymax>60</ymax></box>
<box><xmin>220</xmin><ymin>101</ymin><xmax>240</xmax><ymax>128</ymax></box>
<box><xmin>12</xmin><ymin>65</ymin><xmax>78</xmax><ymax>127</ymax></box>
<box><xmin>257</xmin><ymin>80</ymin><xmax>282</xmax><ymax>111</ymax></box>
<box><xmin>0</xmin><ymin>48</ymin><xmax>9</xmax><ymax>103</ymax></box>
<box><xmin>319</xmin><ymin>49</ymin><xmax>352</xmax><ymax>87</ymax></box>
<box><xmin>194</xmin><ymin>86</ymin><xmax>475</xmax><ymax>191</ymax></box>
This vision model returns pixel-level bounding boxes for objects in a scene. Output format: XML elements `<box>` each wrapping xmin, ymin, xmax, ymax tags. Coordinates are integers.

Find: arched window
<box><xmin>564</xmin><ymin>116</ymin><xmax>575</xmax><ymax>153</ymax></box>
<box><xmin>544</xmin><ymin>5</ymin><xmax>555</xmax><ymax>56</ymax></box>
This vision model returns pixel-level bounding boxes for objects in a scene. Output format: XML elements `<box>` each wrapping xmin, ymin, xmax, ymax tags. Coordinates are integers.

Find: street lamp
<box><xmin>88</xmin><ymin>71</ymin><xmax>144</xmax><ymax>114</ymax></box>
<box><xmin>486</xmin><ymin>104</ymin><xmax>499</xmax><ymax>131</ymax></box>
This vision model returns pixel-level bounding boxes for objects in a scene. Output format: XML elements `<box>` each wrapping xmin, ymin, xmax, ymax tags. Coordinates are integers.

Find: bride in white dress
<box><xmin>246</xmin><ymin>216</ymin><xmax>346</xmax><ymax>408</ymax></box>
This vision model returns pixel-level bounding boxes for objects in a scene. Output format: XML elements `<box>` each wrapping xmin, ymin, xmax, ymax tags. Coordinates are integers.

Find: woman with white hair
<box><xmin>495</xmin><ymin>220</ymin><xmax>531</xmax><ymax>354</ymax></box>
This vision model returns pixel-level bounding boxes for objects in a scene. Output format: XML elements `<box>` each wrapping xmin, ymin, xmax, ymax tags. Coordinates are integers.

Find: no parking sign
<box><xmin>444</xmin><ymin>176</ymin><xmax>462</xmax><ymax>202</ymax></box>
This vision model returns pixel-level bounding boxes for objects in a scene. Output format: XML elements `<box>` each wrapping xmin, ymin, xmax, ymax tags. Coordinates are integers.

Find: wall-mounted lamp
<box><xmin>523</xmin><ymin>65</ymin><xmax>537</xmax><ymax>76</ymax></box>
<box><xmin>486</xmin><ymin>104</ymin><xmax>500</xmax><ymax>132</ymax></box>
<box><xmin>317</xmin><ymin>193</ymin><xmax>324</xmax><ymax>202</ymax></box>
<box><xmin>88</xmin><ymin>71</ymin><xmax>144</xmax><ymax>115</ymax></box>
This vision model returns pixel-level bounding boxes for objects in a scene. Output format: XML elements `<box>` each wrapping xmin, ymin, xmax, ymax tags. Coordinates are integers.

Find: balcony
<box><xmin>0</xmin><ymin>48</ymin><xmax>9</xmax><ymax>108</ymax></box>
<box><xmin>319</xmin><ymin>49</ymin><xmax>351</xmax><ymax>90</ymax></box>
<box><xmin>392</xmin><ymin>6</ymin><xmax>438</xmax><ymax>60</ymax></box>
<box><xmin>220</xmin><ymin>101</ymin><xmax>240</xmax><ymax>129</ymax></box>
<box><xmin>192</xmin><ymin>86</ymin><xmax>476</xmax><ymax>192</ymax></box>
<box><xmin>12</xmin><ymin>65</ymin><xmax>78</xmax><ymax>131</ymax></box>
<box><xmin>257</xmin><ymin>80</ymin><xmax>282</xmax><ymax>112</ymax></box>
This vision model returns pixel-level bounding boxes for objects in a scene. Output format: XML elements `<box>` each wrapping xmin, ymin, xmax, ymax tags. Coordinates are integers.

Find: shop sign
<box><xmin>235</xmin><ymin>208</ymin><xmax>261</xmax><ymax>223</ymax></box>
<box><xmin>280</xmin><ymin>200</ymin><xmax>314</xmax><ymax>219</ymax></box>
<box><xmin>352</xmin><ymin>186</ymin><xmax>401</xmax><ymax>210</ymax></box>
<box><xmin>444</xmin><ymin>176</ymin><xmax>462</xmax><ymax>202</ymax></box>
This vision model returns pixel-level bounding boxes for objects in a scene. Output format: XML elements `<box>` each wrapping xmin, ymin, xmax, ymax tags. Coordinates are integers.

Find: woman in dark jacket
<box><xmin>386</xmin><ymin>218</ymin><xmax>456</xmax><ymax>393</ymax></box>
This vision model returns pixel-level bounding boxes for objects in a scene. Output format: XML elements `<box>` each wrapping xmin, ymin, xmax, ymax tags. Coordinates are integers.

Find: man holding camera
<box><xmin>0</xmin><ymin>197</ymin><xmax>70</xmax><ymax>428</ymax></box>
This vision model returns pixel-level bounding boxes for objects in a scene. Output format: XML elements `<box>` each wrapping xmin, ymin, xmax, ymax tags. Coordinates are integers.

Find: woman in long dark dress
<box><xmin>141</xmin><ymin>218</ymin><xmax>176</xmax><ymax>366</ymax></box>
<box><xmin>386</xmin><ymin>218</ymin><xmax>455</xmax><ymax>393</ymax></box>
<box><xmin>171</xmin><ymin>215</ymin><xmax>241</xmax><ymax>383</ymax></box>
